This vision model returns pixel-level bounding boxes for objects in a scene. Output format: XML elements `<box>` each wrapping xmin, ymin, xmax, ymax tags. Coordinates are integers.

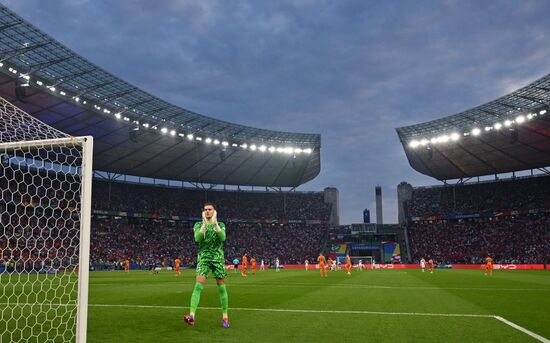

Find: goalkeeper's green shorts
<box><xmin>196</xmin><ymin>259</ymin><xmax>227</xmax><ymax>279</ymax></box>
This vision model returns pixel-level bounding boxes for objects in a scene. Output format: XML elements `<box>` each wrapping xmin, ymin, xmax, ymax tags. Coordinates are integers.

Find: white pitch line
<box><xmin>494</xmin><ymin>316</ymin><xmax>550</xmax><ymax>343</ymax></box>
<box><xmin>89</xmin><ymin>303</ymin><xmax>493</xmax><ymax>318</ymax></box>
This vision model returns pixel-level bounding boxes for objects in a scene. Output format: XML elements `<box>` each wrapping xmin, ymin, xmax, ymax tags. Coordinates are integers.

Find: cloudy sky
<box><xmin>3</xmin><ymin>0</ymin><xmax>550</xmax><ymax>224</ymax></box>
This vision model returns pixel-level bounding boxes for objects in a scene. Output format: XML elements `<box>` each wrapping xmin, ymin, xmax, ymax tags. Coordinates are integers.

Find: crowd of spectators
<box><xmin>90</xmin><ymin>217</ymin><xmax>327</xmax><ymax>267</ymax></box>
<box><xmin>405</xmin><ymin>175</ymin><xmax>550</xmax><ymax>217</ymax></box>
<box><xmin>93</xmin><ymin>180</ymin><xmax>331</xmax><ymax>221</ymax></box>
<box><xmin>408</xmin><ymin>215</ymin><xmax>550</xmax><ymax>264</ymax></box>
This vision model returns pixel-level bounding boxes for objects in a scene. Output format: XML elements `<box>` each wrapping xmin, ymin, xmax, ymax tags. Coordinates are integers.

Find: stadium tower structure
<box><xmin>0</xmin><ymin>4</ymin><xmax>321</xmax><ymax>188</ymax></box>
<box><xmin>396</xmin><ymin>74</ymin><xmax>550</xmax><ymax>181</ymax></box>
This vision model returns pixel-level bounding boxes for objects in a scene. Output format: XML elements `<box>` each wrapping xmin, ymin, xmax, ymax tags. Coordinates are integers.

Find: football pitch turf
<box><xmin>84</xmin><ymin>268</ymin><xmax>550</xmax><ymax>343</ymax></box>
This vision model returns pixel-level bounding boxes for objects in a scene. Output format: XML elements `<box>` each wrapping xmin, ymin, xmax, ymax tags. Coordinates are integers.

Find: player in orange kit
<box><xmin>250</xmin><ymin>257</ymin><xmax>256</xmax><ymax>275</ymax></box>
<box><xmin>428</xmin><ymin>258</ymin><xmax>435</xmax><ymax>274</ymax></box>
<box><xmin>242</xmin><ymin>253</ymin><xmax>248</xmax><ymax>277</ymax></box>
<box><xmin>327</xmin><ymin>258</ymin><xmax>333</xmax><ymax>272</ymax></box>
<box><xmin>345</xmin><ymin>254</ymin><xmax>352</xmax><ymax>275</ymax></box>
<box><xmin>485</xmin><ymin>256</ymin><xmax>494</xmax><ymax>276</ymax></box>
<box><xmin>318</xmin><ymin>252</ymin><xmax>327</xmax><ymax>277</ymax></box>
<box><xmin>175</xmin><ymin>258</ymin><xmax>181</xmax><ymax>276</ymax></box>
<box><xmin>124</xmin><ymin>258</ymin><xmax>130</xmax><ymax>273</ymax></box>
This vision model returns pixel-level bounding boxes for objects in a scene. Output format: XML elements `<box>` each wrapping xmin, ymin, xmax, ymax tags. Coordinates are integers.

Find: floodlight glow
<box><xmin>187</xmin><ymin>134</ymin><xmax>193</xmax><ymax>140</ymax></box>
<box><xmin>450</xmin><ymin>133</ymin><xmax>460</xmax><ymax>141</ymax></box>
<box><xmin>494</xmin><ymin>122</ymin><xmax>502</xmax><ymax>130</ymax></box>
<box><xmin>439</xmin><ymin>135</ymin><xmax>449</xmax><ymax>143</ymax></box>
<box><xmin>259</xmin><ymin>145</ymin><xmax>267</xmax><ymax>152</ymax></box>
<box><xmin>515</xmin><ymin>115</ymin><xmax>525</xmax><ymax>123</ymax></box>
<box><xmin>430</xmin><ymin>137</ymin><xmax>437</xmax><ymax>144</ymax></box>
<box><xmin>60</xmin><ymin>91</ymin><xmax>66</xmax><ymax>96</ymax></box>
<box><xmin>123</xmin><ymin>117</ymin><xmax>130</xmax><ymax>121</ymax></box>
<box><xmin>304</xmin><ymin>148</ymin><xmax>313</xmax><ymax>154</ymax></box>
<box><xmin>222</xmin><ymin>141</ymin><xmax>229</xmax><ymax>146</ymax></box>
<box><xmin>276</xmin><ymin>147</ymin><xmax>284</xmax><ymax>153</ymax></box>
<box><xmin>471</xmin><ymin>128</ymin><xmax>481</xmax><ymax>136</ymax></box>
<box><xmin>161</xmin><ymin>127</ymin><xmax>168</xmax><ymax>134</ymax></box>
<box><xmin>527</xmin><ymin>113</ymin><xmax>533</xmax><ymax>120</ymax></box>
<box><xmin>178</xmin><ymin>133</ymin><xmax>184</xmax><ymax>137</ymax></box>
<box><xmin>143</xmin><ymin>123</ymin><xmax>149</xmax><ymax>128</ymax></box>
<box><xmin>213</xmin><ymin>139</ymin><xmax>220</xmax><ymax>145</ymax></box>
<box><xmin>250</xmin><ymin>144</ymin><xmax>257</xmax><ymax>151</ymax></box>
<box><xmin>205</xmin><ymin>138</ymin><xmax>212</xmax><ymax>144</ymax></box>
<box><xmin>196</xmin><ymin>137</ymin><xmax>202</xmax><ymax>141</ymax></box>
<box><xmin>74</xmin><ymin>97</ymin><xmax>80</xmax><ymax>102</ymax></box>
<box><xmin>420</xmin><ymin>139</ymin><xmax>429</xmax><ymax>146</ymax></box>
<box><xmin>283</xmin><ymin>147</ymin><xmax>293</xmax><ymax>154</ymax></box>
<box><xmin>241</xmin><ymin>144</ymin><xmax>248</xmax><ymax>149</ymax></box>
<box><xmin>504</xmin><ymin>120</ymin><xmax>512</xmax><ymax>127</ymax></box>
<box><xmin>540</xmin><ymin>109</ymin><xmax>547</xmax><ymax>115</ymax></box>
<box><xmin>36</xmin><ymin>80</ymin><xmax>43</xmax><ymax>86</ymax></box>
<box><xmin>294</xmin><ymin>148</ymin><xmax>303</xmax><ymax>154</ymax></box>
<box><xmin>82</xmin><ymin>101</ymin><xmax>87</xmax><ymax>104</ymax></box>
<box><xmin>170</xmin><ymin>130</ymin><xmax>176</xmax><ymax>136</ymax></box>
<box><xmin>0</xmin><ymin>62</ymin><xmax>3</xmax><ymax>67</ymax></box>
<box><xmin>231</xmin><ymin>143</ymin><xmax>238</xmax><ymax>147</ymax></box>
<box><xmin>409</xmin><ymin>140</ymin><xmax>420</xmax><ymax>148</ymax></box>
<box><xmin>115</xmin><ymin>113</ymin><xmax>121</xmax><ymax>119</ymax></box>
<box><xmin>484</xmin><ymin>126</ymin><xmax>491</xmax><ymax>132</ymax></box>
<box><xmin>268</xmin><ymin>146</ymin><xmax>275</xmax><ymax>152</ymax></box>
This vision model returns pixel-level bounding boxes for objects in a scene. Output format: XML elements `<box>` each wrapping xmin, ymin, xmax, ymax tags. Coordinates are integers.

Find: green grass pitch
<box><xmin>84</xmin><ymin>268</ymin><xmax>550</xmax><ymax>343</ymax></box>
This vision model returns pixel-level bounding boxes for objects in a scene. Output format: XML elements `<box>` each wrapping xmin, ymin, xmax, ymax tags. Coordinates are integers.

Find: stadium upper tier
<box><xmin>0</xmin><ymin>4</ymin><xmax>320</xmax><ymax>187</ymax></box>
<box><xmin>396</xmin><ymin>74</ymin><xmax>550</xmax><ymax>180</ymax></box>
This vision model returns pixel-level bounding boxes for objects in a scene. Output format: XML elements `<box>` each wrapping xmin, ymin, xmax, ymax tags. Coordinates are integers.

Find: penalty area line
<box><xmin>88</xmin><ymin>304</ymin><xmax>550</xmax><ymax>342</ymax></box>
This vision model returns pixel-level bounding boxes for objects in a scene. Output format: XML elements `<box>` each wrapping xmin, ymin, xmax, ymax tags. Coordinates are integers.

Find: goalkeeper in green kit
<box><xmin>183</xmin><ymin>202</ymin><xmax>230</xmax><ymax>328</ymax></box>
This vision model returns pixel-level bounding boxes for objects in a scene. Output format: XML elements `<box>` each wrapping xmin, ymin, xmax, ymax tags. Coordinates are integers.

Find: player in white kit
<box><xmin>305</xmin><ymin>259</ymin><xmax>309</xmax><ymax>271</ymax></box>
<box><xmin>358</xmin><ymin>259</ymin><xmax>364</xmax><ymax>271</ymax></box>
<box><xmin>275</xmin><ymin>258</ymin><xmax>280</xmax><ymax>272</ymax></box>
<box><xmin>260</xmin><ymin>259</ymin><xmax>265</xmax><ymax>271</ymax></box>
<box><xmin>420</xmin><ymin>257</ymin><xmax>426</xmax><ymax>272</ymax></box>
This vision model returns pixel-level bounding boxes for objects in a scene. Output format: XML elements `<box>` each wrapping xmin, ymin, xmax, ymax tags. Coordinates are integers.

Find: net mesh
<box><xmin>0</xmin><ymin>95</ymin><xmax>86</xmax><ymax>343</ymax></box>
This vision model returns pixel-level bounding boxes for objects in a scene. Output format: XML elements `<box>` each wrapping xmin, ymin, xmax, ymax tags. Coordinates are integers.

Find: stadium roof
<box><xmin>396</xmin><ymin>74</ymin><xmax>550</xmax><ymax>180</ymax></box>
<box><xmin>0</xmin><ymin>4</ymin><xmax>320</xmax><ymax>187</ymax></box>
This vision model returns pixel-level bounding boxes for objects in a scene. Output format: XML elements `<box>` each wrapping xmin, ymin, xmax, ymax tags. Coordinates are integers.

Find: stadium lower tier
<box><xmin>89</xmin><ymin>217</ymin><xmax>327</xmax><ymax>267</ymax></box>
<box><xmin>408</xmin><ymin>215</ymin><xmax>550</xmax><ymax>264</ymax></box>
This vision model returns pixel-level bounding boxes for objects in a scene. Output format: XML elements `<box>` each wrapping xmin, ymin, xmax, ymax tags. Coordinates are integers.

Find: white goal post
<box><xmin>336</xmin><ymin>256</ymin><xmax>375</xmax><ymax>267</ymax></box>
<box><xmin>0</xmin><ymin>136</ymin><xmax>93</xmax><ymax>343</ymax></box>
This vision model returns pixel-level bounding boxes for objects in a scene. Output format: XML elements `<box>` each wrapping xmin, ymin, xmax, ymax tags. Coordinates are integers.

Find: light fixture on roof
<box><xmin>439</xmin><ymin>135</ymin><xmax>449</xmax><ymax>143</ymax></box>
<box><xmin>540</xmin><ymin>109</ymin><xmax>547</xmax><ymax>115</ymax></box>
<box><xmin>115</xmin><ymin>113</ymin><xmax>121</xmax><ymax>119</ymax></box>
<box><xmin>450</xmin><ymin>133</ymin><xmax>460</xmax><ymax>141</ymax></box>
<box><xmin>276</xmin><ymin>147</ymin><xmax>284</xmax><ymax>153</ymax></box>
<box><xmin>494</xmin><ymin>122</ymin><xmax>502</xmax><ymax>130</ymax></box>
<box><xmin>187</xmin><ymin>134</ymin><xmax>194</xmax><ymax>140</ymax></box>
<box><xmin>161</xmin><ymin>127</ymin><xmax>168</xmax><ymax>134</ymax></box>
<box><xmin>304</xmin><ymin>148</ymin><xmax>313</xmax><ymax>154</ymax></box>
<box><xmin>515</xmin><ymin>115</ymin><xmax>525</xmax><ymax>123</ymax></box>
<box><xmin>170</xmin><ymin>130</ymin><xmax>176</xmax><ymax>136</ymax></box>
<box><xmin>241</xmin><ymin>143</ymin><xmax>248</xmax><ymax>149</ymax></box>
<box><xmin>143</xmin><ymin>123</ymin><xmax>149</xmax><ymax>128</ymax></box>
<box><xmin>205</xmin><ymin>138</ymin><xmax>212</xmax><ymax>144</ymax></box>
<box><xmin>504</xmin><ymin>120</ymin><xmax>512</xmax><ymax>127</ymax></box>
<box><xmin>259</xmin><ymin>145</ymin><xmax>267</xmax><ymax>152</ymax></box>
<box><xmin>213</xmin><ymin>139</ymin><xmax>220</xmax><ymax>145</ymax></box>
<box><xmin>250</xmin><ymin>144</ymin><xmax>257</xmax><ymax>151</ymax></box>
<box><xmin>294</xmin><ymin>148</ymin><xmax>303</xmax><ymax>154</ymax></box>
<box><xmin>196</xmin><ymin>136</ymin><xmax>202</xmax><ymax>141</ymax></box>
<box><xmin>409</xmin><ymin>140</ymin><xmax>420</xmax><ymax>148</ymax></box>
<box><xmin>420</xmin><ymin>139</ymin><xmax>429</xmax><ymax>146</ymax></box>
<box><xmin>471</xmin><ymin>128</ymin><xmax>481</xmax><ymax>136</ymax></box>
<box><xmin>222</xmin><ymin>141</ymin><xmax>229</xmax><ymax>146</ymax></box>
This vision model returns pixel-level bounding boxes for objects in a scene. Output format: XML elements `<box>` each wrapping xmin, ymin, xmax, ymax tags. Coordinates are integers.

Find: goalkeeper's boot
<box><xmin>222</xmin><ymin>318</ymin><xmax>230</xmax><ymax>329</ymax></box>
<box><xmin>183</xmin><ymin>314</ymin><xmax>195</xmax><ymax>326</ymax></box>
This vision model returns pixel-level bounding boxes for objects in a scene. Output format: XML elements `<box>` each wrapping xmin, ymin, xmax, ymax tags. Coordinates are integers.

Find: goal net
<box><xmin>0</xmin><ymin>96</ymin><xmax>93</xmax><ymax>343</ymax></box>
<box><xmin>337</xmin><ymin>256</ymin><xmax>375</xmax><ymax>267</ymax></box>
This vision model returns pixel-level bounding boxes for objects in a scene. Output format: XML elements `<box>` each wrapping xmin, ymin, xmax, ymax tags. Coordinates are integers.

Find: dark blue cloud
<box><xmin>3</xmin><ymin>0</ymin><xmax>550</xmax><ymax>224</ymax></box>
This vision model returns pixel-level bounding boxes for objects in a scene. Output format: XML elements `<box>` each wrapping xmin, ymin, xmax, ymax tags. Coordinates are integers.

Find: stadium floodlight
<box><xmin>409</xmin><ymin>140</ymin><xmax>420</xmax><ymax>148</ymax></box>
<box><xmin>123</xmin><ymin>117</ymin><xmax>130</xmax><ymax>121</ymax></box>
<box><xmin>420</xmin><ymin>139</ymin><xmax>429</xmax><ymax>146</ymax></box>
<box><xmin>170</xmin><ymin>130</ymin><xmax>176</xmax><ymax>136</ymax></box>
<box><xmin>450</xmin><ymin>133</ymin><xmax>460</xmax><ymax>141</ymax></box>
<box><xmin>196</xmin><ymin>136</ymin><xmax>203</xmax><ymax>141</ymax></box>
<box><xmin>504</xmin><ymin>120</ymin><xmax>512</xmax><ymax>127</ymax></box>
<box><xmin>36</xmin><ymin>80</ymin><xmax>43</xmax><ymax>85</ymax></box>
<box><xmin>241</xmin><ymin>143</ymin><xmax>248</xmax><ymax>149</ymax></box>
<box><xmin>430</xmin><ymin>137</ymin><xmax>437</xmax><ymax>144</ymax></box>
<box><xmin>222</xmin><ymin>141</ymin><xmax>229</xmax><ymax>146</ymax></box>
<box><xmin>540</xmin><ymin>109</ymin><xmax>547</xmax><ymax>115</ymax></box>
<box><xmin>304</xmin><ymin>148</ymin><xmax>313</xmax><ymax>154</ymax></box>
<box><xmin>439</xmin><ymin>135</ymin><xmax>449</xmax><ymax>143</ymax></box>
<box><xmin>187</xmin><ymin>134</ymin><xmax>193</xmax><ymax>140</ymax></box>
<box><xmin>527</xmin><ymin>113</ymin><xmax>533</xmax><ymax>120</ymax></box>
<box><xmin>115</xmin><ymin>113</ymin><xmax>121</xmax><ymax>119</ymax></box>
<box><xmin>268</xmin><ymin>146</ymin><xmax>275</xmax><ymax>152</ymax></box>
<box><xmin>484</xmin><ymin>126</ymin><xmax>491</xmax><ymax>132</ymax></box>
<box><xmin>259</xmin><ymin>145</ymin><xmax>267</xmax><ymax>152</ymax></box>
<box><xmin>471</xmin><ymin>128</ymin><xmax>481</xmax><ymax>136</ymax></box>
<box><xmin>205</xmin><ymin>138</ymin><xmax>212</xmax><ymax>144</ymax></box>
<box><xmin>231</xmin><ymin>143</ymin><xmax>238</xmax><ymax>147</ymax></box>
<box><xmin>515</xmin><ymin>115</ymin><xmax>525</xmax><ymax>123</ymax></box>
<box><xmin>213</xmin><ymin>139</ymin><xmax>220</xmax><ymax>145</ymax></box>
<box><xmin>60</xmin><ymin>91</ymin><xmax>66</xmax><ymax>96</ymax></box>
<box><xmin>160</xmin><ymin>127</ymin><xmax>168</xmax><ymax>134</ymax></box>
<box><xmin>250</xmin><ymin>144</ymin><xmax>257</xmax><ymax>151</ymax></box>
<box><xmin>494</xmin><ymin>122</ymin><xmax>502</xmax><ymax>130</ymax></box>
<box><xmin>294</xmin><ymin>148</ymin><xmax>303</xmax><ymax>154</ymax></box>
<box><xmin>0</xmin><ymin>62</ymin><xmax>3</xmax><ymax>67</ymax></box>
<box><xmin>276</xmin><ymin>147</ymin><xmax>284</xmax><ymax>153</ymax></box>
<box><xmin>143</xmin><ymin>123</ymin><xmax>149</xmax><ymax>128</ymax></box>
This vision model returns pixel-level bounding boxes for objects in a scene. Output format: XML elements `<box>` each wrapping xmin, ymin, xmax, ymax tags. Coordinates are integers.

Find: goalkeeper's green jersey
<box><xmin>193</xmin><ymin>221</ymin><xmax>226</xmax><ymax>262</ymax></box>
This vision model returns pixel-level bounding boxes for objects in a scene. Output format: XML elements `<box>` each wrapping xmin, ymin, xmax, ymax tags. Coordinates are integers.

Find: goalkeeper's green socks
<box><xmin>218</xmin><ymin>284</ymin><xmax>229</xmax><ymax>318</ymax></box>
<box><xmin>189</xmin><ymin>282</ymin><xmax>204</xmax><ymax>315</ymax></box>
